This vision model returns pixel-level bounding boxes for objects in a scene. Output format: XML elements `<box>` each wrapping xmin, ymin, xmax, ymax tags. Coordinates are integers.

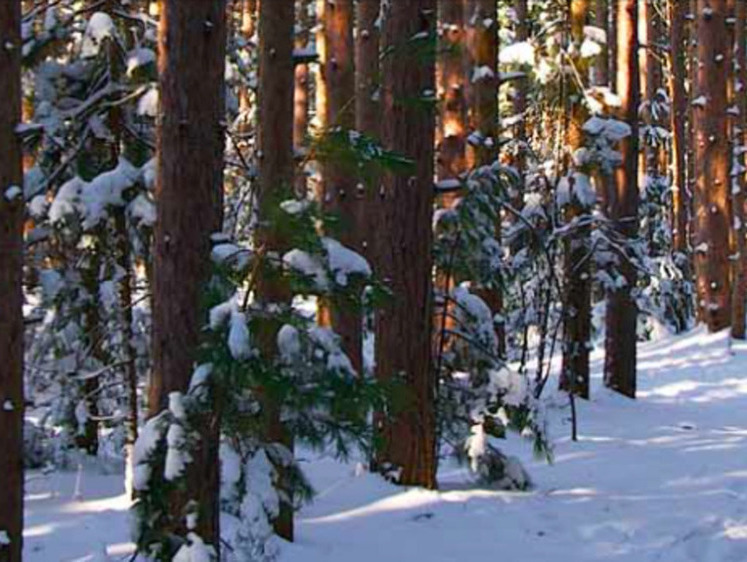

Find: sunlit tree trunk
<box><xmin>257</xmin><ymin>0</ymin><xmax>296</xmax><ymax>541</ymax></box>
<box><xmin>316</xmin><ymin>0</ymin><xmax>363</xmax><ymax>373</ymax></box>
<box><xmin>604</xmin><ymin>0</ymin><xmax>640</xmax><ymax>398</ymax></box>
<box><xmin>149</xmin><ymin>0</ymin><xmax>226</xmax><ymax>549</ymax></box>
<box><xmin>594</xmin><ymin>0</ymin><xmax>609</xmax><ymax>86</ymax></box>
<box><xmin>294</xmin><ymin>0</ymin><xmax>312</xmax><ymax>196</ymax></box>
<box><xmin>375</xmin><ymin>0</ymin><xmax>438</xmax><ymax>489</ymax></box>
<box><xmin>0</xmin><ymin>3</ymin><xmax>24</xmax><ymax>560</ymax></box>
<box><xmin>559</xmin><ymin>0</ymin><xmax>592</xmax><ymax>400</ymax></box>
<box><xmin>692</xmin><ymin>0</ymin><xmax>732</xmax><ymax>332</ymax></box>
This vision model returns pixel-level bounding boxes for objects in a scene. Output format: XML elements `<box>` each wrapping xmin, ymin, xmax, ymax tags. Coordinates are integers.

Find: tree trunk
<box><xmin>257</xmin><ymin>0</ymin><xmax>296</xmax><ymax>541</ymax></box>
<box><xmin>466</xmin><ymin>0</ymin><xmax>505</xmax><ymax>357</ymax></box>
<box><xmin>559</xmin><ymin>0</ymin><xmax>592</xmax><ymax>400</ymax></box>
<box><xmin>733</xmin><ymin>0</ymin><xmax>747</xmax><ymax>338</ymax></box>
<box><xmin>293</xmin><ymin>0</ymin><xmax>312</xmax><ymax>197</ymax></box>
<box><xmin>374</xmin><ymin>0</ymin><xmax>438</xmax><ymax>489</ymax></box>
<box><xmin>434</xmin><ymin>0</ymin><xmax>467</xmax><ymax>360</ymax></box>
<box><xmin>436</xmin><ymin>0</ymin><xmax>467</xmax><ymax>186</ymax></box>
<box><xmin>693</xmin><ymin>0</ymin><xmax>732</xmax><ymax>332</ymax></box>
<box><xmin>355</xmin><ymin>0</ymin><xmax>380</xmax><ymax>265</ymax></box>
<box><xmin>594</xmin><ymin>0</ymin><xmax>609</xmax><ymax>86</ymax></box>
<box><xmin>316</xmin><ymin>0</ymin><xmax>363</xmax><ymax>374</ymax></box>
<box><xmin>0</xmin><ymin>3</ymin><xmax>24</xmax><ymax>561</ymax></box>
<box><xmin>669</xmin><ymin>0</ymin><xmax>689</xmax><ymax>258</ymax></box>
<box><xmin>150</xmin><ymin>0</ymin><xmax>226</xmax><ymax>549</ymax></box>
<box><xmin>604</xmin><ymin>0</ymin><xmax>640</xmax><ymax>398</ymax></box>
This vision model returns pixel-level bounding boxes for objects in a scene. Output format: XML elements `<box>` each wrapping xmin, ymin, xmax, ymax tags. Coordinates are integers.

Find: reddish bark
<box><xmin>374</xmin><ymin>0</ymin><xmax>438</xmax><ymax>489</ymax></box>
<box><xmin>733</xmin><ymin>0</ymin><xmax>747</xmax><ymax>338</ymax></box>
<box><xmin>692</xmin><ymin>0</ymin><xmax>732</xmax><ymax>332</ymax></box>
<box><xmin>0</xmin><ymin>2</ymin><xmax>25</xmax><ymax>560</ymax></box>
<box><xmin>604</xmin><ymin>0</ymin><xmax>640</xmax><ymax>398</ymax></box>
<box><xmin>150</xmin><ymin>0</ymin><xmax>226</xmax><ymax>548</ymax></box>
<box><xmin>257</xmin><ymin>0</ymin><xmax>296</xmax><ymax>541</ymax></box>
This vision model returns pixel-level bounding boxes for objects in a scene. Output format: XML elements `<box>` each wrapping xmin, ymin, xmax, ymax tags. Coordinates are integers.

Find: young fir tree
<box><xmin>604</xmin><ymin>0</ymin><xmax>640</xmax><ymax>398</ymax></box>
<box><xmin>692</xmin><ymin>0</ymin><xmax>732</xmax><ymax>332</ymax></box>
<box><xmin>0</xmin><ymin>2</ymin><xmax>24</xmax><ymax>560</ymax></box>
<box><xmin>148</xmin><ymin>0</ymin><xmax>227</xmax><ymax>554</ymax></box>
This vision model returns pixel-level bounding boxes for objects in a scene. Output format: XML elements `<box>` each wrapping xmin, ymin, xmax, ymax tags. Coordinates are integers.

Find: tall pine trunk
<box><xmin>466</xmin><ymin>0</ymin><xmax>505</xmax><ymax>357</ymax></box>
<box><xmin>733</xmin><ymin>0</ymin><xmax>747</xmax><ymax>338</ymax></box>
<box><xmin>669</xmin><ymin>0</ymin><xmax>689</xmax><ymax>259</ymax></box>
<box><xmin>294</xmin><ymin>0</ymin><xmax>312</xmax><ymax>196</ymax></box>
<box><xmin>257</xmin><ymin>0</ymin><xmax>296</xmax><ymax>541</ymax></box>
<box><xmin>375</xmin><ymin>0</ymin><xmax>438</xmax><ymax>489</ymax></box>
<box><xmin>693</xmin><ymin>0</ymin><xmax>732</xmax><ymax>332</ymax></box>
<box><xmin>355</xmin><ymin>0</ymin><xmax>380</xmax><ymax>266</ymax></box>
<box><xmin>0</xmin><ymin>2</ymin><xmax>24</xmax><ymax>560</ymax></box>
<box><xmin>559</xmin><ymin>0</ymin><xmax>592</xmax><ymax>400</ymax></box>
<box><xmin>149</xmin><ymin>0</ymin><xmax>226</xmax><ymax>548</ymax></box>
<box><xmin>316</xmin><ymin>0</ymin><xmax>363</xmax><ymax>374</ymax></box>
<box><xmin>604</xmin><ymin>0</ymin><xmax>640</xmax><ymax>398</ymax></box>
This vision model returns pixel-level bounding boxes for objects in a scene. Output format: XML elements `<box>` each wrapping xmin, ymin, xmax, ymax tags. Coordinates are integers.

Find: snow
<box><xmin>228</xmin><ymin>310</ymin><xmax>252</xmax><ymax>360</ymax></box>
<box><xmin>80</xmin><ymin>158</ymin><xmax>140</xmax><ymax>229</ymax></box>
<box><xmin>164</xmin><ymin>423</ymin><xmax>188</xmax><ymax>481</ymax></box>
<box><xmin>322</xmin><ymin>237</ymin><xmax>371</xmax><ymax>287</ymax></box>
<box><xmin>23</xmin><ymin>329</ymin><xmax>747</xmax><ymax>561</ymax></box>
<box><xmin>499</xmin><ymin>41</ymin><xmax>535</xmax><ymax>66</ymax></box>
<box><xmin>5</xmin><ymin>185</ymin><xmax>22</xmax><ymax>201</ymax></box>
<box><xmin>283</xmin><ymin>249</ymin><xmax>328</xmax><ymax>289</ymax></box>
<box><xmin>172</xmin><ymin>532</ymin><xmax>215</xmax><ymax>562</ymax></box>
<box><xmin>137</xmin><ymin>87</ymin><xmax>158</xmax><ymax>117</ymax></box>
<box><xmin>0</xmin><ymin>531</ymin><xmax>9</xmax><ymax>545</ymax></box>
<box><xmin>82</xmin><ymin>13</ymin><xmax>115</xmax><ymax>57</ymax></box>
<box><xmin>278</xmin><ymin>324</ymin><xmax>302</xmax><ymax>361</ymax></box>
<box><xmin>126</xmin><ymin>47</ymin><xmax>156</xmax><ymax>76</ymax></box>
<box><xmin>189</xmin><ymin>364</ymin><xmax>213</xmax><ymax>398</ymax></box>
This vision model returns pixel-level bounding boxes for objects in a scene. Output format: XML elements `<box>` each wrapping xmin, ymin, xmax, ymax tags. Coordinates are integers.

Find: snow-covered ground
<box><xmin>25</xmin><ymin>327</ymin><xmax>747</xmax><ymax>561</ymax></box>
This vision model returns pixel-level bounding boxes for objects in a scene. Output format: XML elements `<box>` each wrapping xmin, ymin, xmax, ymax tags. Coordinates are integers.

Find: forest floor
<box><xmin>24</xmin><ymin>326</ymin><xmax>747</xmax><ymax>561</ymax></box>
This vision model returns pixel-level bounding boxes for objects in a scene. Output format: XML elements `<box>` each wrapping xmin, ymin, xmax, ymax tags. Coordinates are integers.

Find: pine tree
<box><xmin>316</xmin><ymin>0</ymin><xmax>363</xmax><ymax>373</ymax></box>
<box><xmin>375</xmin><ymin>0</ymin><xmax>438</xmax><ymax>489</ymax></box>
<box><xmin>559</xmin><ymin>0</ymin><xmax>592</xmax><ymax>400</ymax></box>
<box><xmin>669</xmin><ymin>0</ymin><xmax>689</xmax><ymax>259</ymax></box>
<box><xmin>355</xmin><ymin>0</ymin><xmax>380</xmax><ymax>265</ymax></box>
<box><xmin>732</xmin><ymin>0</ymin><xmax>747</xmax><ymax>339</ymax></box>
<box><xmin>466</xmin><ymin>0</ymin><xmax>505</xmax><ymax>356</ymax></box>
<box><xmin>256</xmin><ymin>0</ymin><xmax>296</xmax><ymax>541</ymax></box>
<box><xmin>294</xmin><ymin>0</ymin><xmax>312</xmax><ymax>196</ymax></box>
<box><xmin>604</xmin><ymin>0</ymin><xmax>640</xmax><ymax>398</ymax></box>
<box><xmin>0</xmin><ymin>3</ymin><xmax>24</xmax><ymax>560</ymax></box>
<box><xmin>149</xmin><ymin>0</ymin><xmax>227</xmax><ymax>549</ymax></box>
<box><xmin>693</xmin><ymin>0</ymin><xmax>732</xmax><ymax>332</ymax></box>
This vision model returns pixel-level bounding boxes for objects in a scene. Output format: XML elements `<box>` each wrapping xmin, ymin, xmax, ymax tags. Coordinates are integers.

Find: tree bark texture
<box><xmin>693</xmin><ymin>0</ymin><xmax>732</xmax><ymax>332</ymax></box>
<box><xmin>0</xmin><ymin>2</ymin><xmax>25</xmax><ymax>560</ymax></box>
<box><xmin>150</xmin><ymin>0</ymin><xmax>226</xmax><ymax>549</ymax></box>
<box><xmin>604</xmin><ymin>0</ymin><xmax>640</xmax><ymax>399</ymax></box>
<box><xmin>375</xmin><ymin>0</ymin><xmax>438</xmax><ymax>489</ymax></box>
<box><xmin>257</xmin><ymin>0</ymin><xmax>296</xmax><ymax>541</ymax></box>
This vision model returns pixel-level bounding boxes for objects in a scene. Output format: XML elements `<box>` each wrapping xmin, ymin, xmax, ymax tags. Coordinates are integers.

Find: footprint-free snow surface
<box><xmin>25</xmin><ymin>327</ymin><xmax>747</xmax><ymax>561</ymax></box>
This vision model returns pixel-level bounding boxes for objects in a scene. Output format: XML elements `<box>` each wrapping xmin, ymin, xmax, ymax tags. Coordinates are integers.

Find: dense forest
<box><xmin>1</xmin><ymin>0</ymin><xmax>747</xmax><ymax>561</ymax></box>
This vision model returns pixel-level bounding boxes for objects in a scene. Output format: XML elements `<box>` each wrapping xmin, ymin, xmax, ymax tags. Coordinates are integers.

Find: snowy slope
<box><xmin>25</xmin><ymin>328</ymin><xmax>747</xmax><ymax>561</ymax></box>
